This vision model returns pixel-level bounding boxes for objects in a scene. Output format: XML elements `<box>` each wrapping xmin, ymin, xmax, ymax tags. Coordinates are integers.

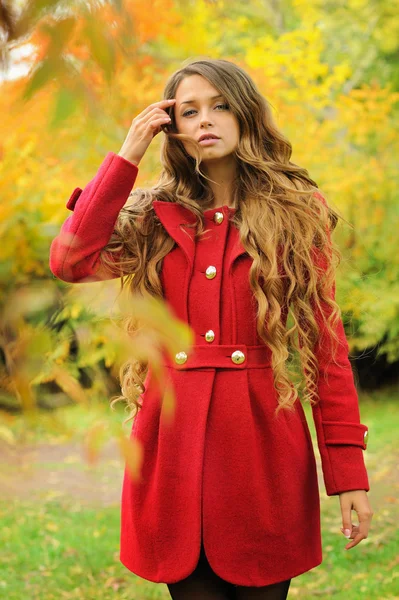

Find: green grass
<box><xmin>0</xmin><ymin>498</ymin><xmax>168</xmax><ymax>600</ymax></box>
<box><xmin>0</xmin><ymin>390</ymin><xmax>398</xmax><ymax>599</ymax></box>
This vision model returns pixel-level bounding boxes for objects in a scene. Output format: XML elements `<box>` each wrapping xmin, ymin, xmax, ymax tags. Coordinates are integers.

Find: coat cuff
<box><xmin>311</xmin><ymin>404</ymin><xmax>370</xmax><ymax>496</ymax></box>
<box><xmin>321</xmin><ymin>444</ymin><xmax>370</xmax><ymax>496</ymax></box>
<box><xmin>323</xmin><ymin>421</ymin><xmax>369</xmax><ymax>450</ymax></box>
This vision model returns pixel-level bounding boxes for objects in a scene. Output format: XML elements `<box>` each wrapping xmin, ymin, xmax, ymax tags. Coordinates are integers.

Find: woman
<box><xmin>49</xmin><ymin>58</ymin><xmax>373</xmax><ymax>599</ymax></box>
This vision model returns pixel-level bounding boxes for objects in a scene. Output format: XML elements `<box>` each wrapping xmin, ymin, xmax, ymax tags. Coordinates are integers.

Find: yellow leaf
<box><xmin>117</xmin><ymin>432</ymin><xmax>144</xmax><ymax>483</ymax></box>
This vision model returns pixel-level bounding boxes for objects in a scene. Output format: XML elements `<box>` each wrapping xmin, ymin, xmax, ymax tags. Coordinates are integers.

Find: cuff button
<box><xmin>364</xmin><ymin>429</ymin><xmax>369</xmax><ymax>448</ymax></box>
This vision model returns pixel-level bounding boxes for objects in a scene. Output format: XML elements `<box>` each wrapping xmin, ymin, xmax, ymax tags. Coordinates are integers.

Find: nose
<box><xmin>200</xmin><ymin>118</ymin><xmax>213</xmax><ymax>128</ymax></box>
<box><xmin>199</xmin><ymin>111</ymin><xmax>214</xmax><ymax>128</ymax></box>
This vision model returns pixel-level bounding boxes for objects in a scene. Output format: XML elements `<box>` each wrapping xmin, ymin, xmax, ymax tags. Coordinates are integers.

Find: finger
<box><xmin>140</xmin><ymin>99</ymin><xmax>176</xmax><ymax>118</ymax></box>
<box><xmin>344</xmin><ymin>531</ymin><xmax>365</xmax><ymax>550</ymax></box>
<box><xmin>340</xmin><ymin>524</ymin><xmax>359</xmax><ymax>538</ymax></box>
<box><xmin>342</xmin><ymin>525</ymin><xmax>353</xmax><ymax>538</ymax></box>
<box><xmin>153</xmin><ymin>115</ymin><xmax>172</xmax><ymax>124</ymax></box>
<box><xmin>340</xmin><ymin>503</ymin><xmax>353</xmax><ymax>539</ymax></box>
<box><xmin>344</xmin><ymin>521</ymin><xmax>368</xmax><ymax>549</ymax></box>
<box><xmin>148</xmin><ymin>115</ymin><xmax>172</xmax><ymax>136</ymax></box>
<box><xmin>135</xmin><ymin>106</ymin><xmax>173</xmax><ymax>126</ymax></box>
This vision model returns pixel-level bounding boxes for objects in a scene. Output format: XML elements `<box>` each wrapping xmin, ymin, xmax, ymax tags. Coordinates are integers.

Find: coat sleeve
<box><xmin>307</xmin><ymin>192</ymin><xmax>369</xmax><ymax>496</ymax></box>
<box><xmin>49</xmin><ymin>152</ymin><xmax>139</xmax><ymax>283</ymax></box>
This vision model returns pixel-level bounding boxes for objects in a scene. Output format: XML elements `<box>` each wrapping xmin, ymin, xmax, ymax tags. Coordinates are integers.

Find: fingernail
<box><xmin>344</xmin><ymin>528</ymin><xmax>351</xmax><ymax>538</ymax></box>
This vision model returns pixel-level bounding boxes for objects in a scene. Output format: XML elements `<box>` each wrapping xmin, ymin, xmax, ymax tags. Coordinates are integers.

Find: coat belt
<box><xmin>163</xmin><ymin>344</ymin><xmax>273</xmax><ymax>370</ymax></box>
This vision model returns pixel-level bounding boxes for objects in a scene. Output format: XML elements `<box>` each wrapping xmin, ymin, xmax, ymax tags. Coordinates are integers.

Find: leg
<box><xmin>167</xmin><ymin>541</ymin><xmax>237</xmax><ymax>600</ymax></box>
<box><xmin>234</xmin><ymin>578</ymin><xmax>291</xmax><ymax>600</ymax></box>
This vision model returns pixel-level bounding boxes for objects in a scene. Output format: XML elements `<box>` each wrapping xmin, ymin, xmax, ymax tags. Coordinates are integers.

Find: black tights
<box><xmin>167</xmin><ymin>542</ymin><xmax>291</xmax><ymax>600</ymax></box>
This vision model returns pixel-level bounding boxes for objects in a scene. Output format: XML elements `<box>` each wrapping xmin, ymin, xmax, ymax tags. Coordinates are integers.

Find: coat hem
<box><xmin>119</xmin><ymin>551</ymin><xmax>324</xmax><ymax>587</ymax></box>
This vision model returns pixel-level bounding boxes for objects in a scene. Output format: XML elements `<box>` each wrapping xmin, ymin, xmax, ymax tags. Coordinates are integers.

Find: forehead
<box><xmin>175</xmin><ymin>75</ymin><xmax>222</xmax><ymax>102</ymax></box>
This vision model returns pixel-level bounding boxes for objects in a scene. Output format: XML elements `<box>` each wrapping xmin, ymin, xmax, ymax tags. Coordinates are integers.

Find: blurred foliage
<box><xmin>0</xmin><ymin>0</ymin><xmax>398</xmax><ymax>425</ymax></box>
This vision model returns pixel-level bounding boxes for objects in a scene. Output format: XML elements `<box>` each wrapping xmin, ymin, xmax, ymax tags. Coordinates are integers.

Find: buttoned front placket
<box><xmin>187</xmin><ymin>207</ymin><xmax>230</xmax><ymax>346</ymax></box>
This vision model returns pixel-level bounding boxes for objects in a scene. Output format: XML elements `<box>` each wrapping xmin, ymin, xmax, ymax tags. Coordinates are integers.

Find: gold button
<box><xmin>175</xmin><ymin>351</ymin><xmax>188</xmax><ymax>365</ymax></box>
<box><xmin>205</xmin><ymin>330</ymin><xmax>215</xmax><ymax>342</ymax></box>
<box><xmin>364</xmin><ymin>429</ymin><xmax>368</xmax><ymax>447</ymax></box>
<box><xmin>231</xmin><ymin>350</ymin><xmax>245</xmax><ymax>364</ymax></box>
<box><xmin>213</xmin><ymin>211</ymin><xmax>224</xmax><ymax>224</ymax></box>
<box><xmin>205</xmin><ymin>266</ymin><xmax>217</xmax><ymax>279</ymax></box>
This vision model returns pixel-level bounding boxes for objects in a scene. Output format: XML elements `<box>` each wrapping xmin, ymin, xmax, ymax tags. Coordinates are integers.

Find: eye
<box><xmin>182</xmin><ymin>103</ymin><xmax>229</xmax><ymax>117</ymax></box>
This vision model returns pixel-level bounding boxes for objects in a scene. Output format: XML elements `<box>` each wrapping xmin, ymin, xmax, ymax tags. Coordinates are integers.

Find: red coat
<box><xmin>49</xmin><ymin>152</ymin><xmax>370</xmax><ymax>587</ymax></box>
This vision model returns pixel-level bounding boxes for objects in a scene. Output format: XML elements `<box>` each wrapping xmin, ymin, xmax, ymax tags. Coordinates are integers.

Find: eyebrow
<box><xmin>180</xmin><ymin>94</ymin><xmax>225</xmax><ymax>106</ymax></box>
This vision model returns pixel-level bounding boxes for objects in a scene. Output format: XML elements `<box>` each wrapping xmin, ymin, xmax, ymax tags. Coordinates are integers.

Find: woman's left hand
<box><xmin>338</xmin><ymin>490</ymin><xmax>374</xmax><ymax>550</ymax></box>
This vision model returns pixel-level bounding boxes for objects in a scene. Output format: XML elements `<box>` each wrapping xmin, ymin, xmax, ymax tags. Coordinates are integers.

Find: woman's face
<box><xmin>173</xmin><ymin>74</ymin><xmax>240</xmax><ymax>164</ymax></box>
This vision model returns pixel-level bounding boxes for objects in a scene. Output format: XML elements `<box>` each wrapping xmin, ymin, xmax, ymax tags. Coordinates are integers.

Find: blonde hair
<box><xmin>103</xmin><ymin>58</ymin><xmax>346</xmax><ymax>424</ymax></box>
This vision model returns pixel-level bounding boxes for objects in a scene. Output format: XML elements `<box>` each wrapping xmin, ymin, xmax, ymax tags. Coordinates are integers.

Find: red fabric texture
<box><xmin>49</xmin><ymin>152</ymin><xmax>138</xmax><ymax>282</ymax></box>
<box><xmin>49</xmin><ymin>152</ymin><xmax>370</xmax><ymax>586</ymax></box>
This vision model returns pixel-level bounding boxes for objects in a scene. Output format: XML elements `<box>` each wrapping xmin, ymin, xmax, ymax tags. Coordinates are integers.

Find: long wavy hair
<box><xmin>104</xmin><ymin>57</ymin><xmax>348</xmax><ymax>424</ymax></box>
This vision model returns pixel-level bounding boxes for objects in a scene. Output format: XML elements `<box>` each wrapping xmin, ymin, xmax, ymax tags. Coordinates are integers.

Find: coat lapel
<box><xmin>152</xmin><ymin>201</ymin><xmax>196</xmax><ymax>270</ymax></box>
<box><xmin>152</xmin><ymin>200</ymin><xmax>248</xmax><ymax>272</ymax></box>
<box><xmin>227</xmin><ymin>226</ymin><xmax>248</xmax><ymax>273</ymax></box>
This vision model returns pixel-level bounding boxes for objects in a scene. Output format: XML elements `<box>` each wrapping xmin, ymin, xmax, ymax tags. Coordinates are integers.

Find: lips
<box><xmin>198</xmin><ymin>134</ymin><xmax>220</xmax><ymax>142</ymax></box>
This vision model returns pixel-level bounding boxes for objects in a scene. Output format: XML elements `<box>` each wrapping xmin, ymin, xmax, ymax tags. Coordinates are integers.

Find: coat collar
<box><xmin>152</xmin><ymin>200</ymin><xmax>247</xmax><ymax>271</ymax></box>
